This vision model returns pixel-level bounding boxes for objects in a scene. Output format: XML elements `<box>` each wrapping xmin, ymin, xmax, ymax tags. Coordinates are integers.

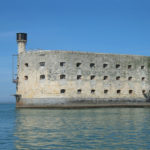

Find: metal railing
<box><xmin>12</xmin><ymin>54</ymin><xmax>18</xmax><ymax>83</ymax></box>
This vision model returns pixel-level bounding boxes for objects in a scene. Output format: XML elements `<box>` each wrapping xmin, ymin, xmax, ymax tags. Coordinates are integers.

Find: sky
<box><xmin>0</xmin><ymin>0</ymin><xmax>150</xmax><ymax>103</ymax></box>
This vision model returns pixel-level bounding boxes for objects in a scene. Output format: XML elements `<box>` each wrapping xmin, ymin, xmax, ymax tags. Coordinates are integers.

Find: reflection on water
<box><xmin>14</xmin><ymin>108</ymin><xmax>150</xmax><ymax>149</ymax></box>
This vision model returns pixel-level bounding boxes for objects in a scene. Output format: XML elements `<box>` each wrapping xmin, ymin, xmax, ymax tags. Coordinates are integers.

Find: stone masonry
<box><xmin>16</xmin><ymin>50</ymin><xmax>150</xmax><ymax>107</ymax></box>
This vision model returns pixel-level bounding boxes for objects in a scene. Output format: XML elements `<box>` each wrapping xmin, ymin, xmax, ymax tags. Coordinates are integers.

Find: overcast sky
<box><xmin>0</xmin><ymin>0</ymin><xmax>150</xmax><ymax>103</ymax></box>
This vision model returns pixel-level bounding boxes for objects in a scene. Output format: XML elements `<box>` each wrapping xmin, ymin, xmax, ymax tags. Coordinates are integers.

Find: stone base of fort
<box><xmin>16</xmin><ymin>98</ymin><xmax>150</xmax><ymax>108</ymax></box>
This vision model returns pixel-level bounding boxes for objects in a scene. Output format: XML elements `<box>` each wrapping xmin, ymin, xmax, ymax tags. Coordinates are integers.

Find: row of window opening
<box><xmin>24</xmin><ymin>75</ymin><xmax>146</xmax><ymax>81</ymax></box>
<box><xmin>24</xmin><ymin>62</ymin><xmax>145</xmax><ymax>69</ymax></box>
<box><xmin>60</xmin><ymin>62</ymin><xmax>145</xmax><ymax>69</ymax></box>
<box><xmin>60</xmin><ymin>89</ymin><xmax>146</xmax><ymax>94</ymax></box>
<box><xmin>59</xmin><ymin>75</ymin><xmax>145</xmax><ymax>81</ymax></box>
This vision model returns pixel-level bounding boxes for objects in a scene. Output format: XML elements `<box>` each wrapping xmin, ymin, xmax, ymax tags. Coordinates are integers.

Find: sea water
<box><xmin>0</xmin><ymin>104</ymin><xmax>150</xmax><ymax>150</ymax></box>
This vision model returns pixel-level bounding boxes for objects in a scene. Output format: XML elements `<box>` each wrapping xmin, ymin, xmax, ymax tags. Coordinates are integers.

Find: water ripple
<box><xmin>1</xmin><ymin>104</ymin><xmax>150</xmax><ymax>149</ymax></box>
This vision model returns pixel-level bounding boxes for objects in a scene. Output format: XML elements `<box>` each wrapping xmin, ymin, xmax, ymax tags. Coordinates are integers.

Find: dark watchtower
<box><xmin>16</xmin><ymin>33</ymin><xmax>27</xmax><ymax>53</ymax></box>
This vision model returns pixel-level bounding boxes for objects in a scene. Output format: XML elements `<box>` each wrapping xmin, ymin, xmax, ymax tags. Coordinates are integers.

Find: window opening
<box><xmin>103</xmin><ymin>76</ymin><xmax>108</xmax><ymax>80</ymax></box>
<box><xmin>25</xmin><ymin>63</ymin><xmax>28</xmax><ymax>67</ymax></box>
<box><xmin>60</xmin><ymin>89</ymin><xmax>66</xmax><ymax>93</ymax></box>
<box><xmin>116</xmin><ymin>64</ymin><xmax>120</xmax><ymax>68</ymax></box>
<box><xmin>91</xmin><ymin>75</ymin><xmax>95</xmax><ymax>80</ymax></box>
<box><xmin>142</xmin><ymin>90</ymin><xmax>146</xmax><ymax>94</ymax></box>
<box><xmin>104</xmin><ymin>89</ymin><xmax>108</xmax><ymax>94</ymax></box>
<box><xmin>128</xmin><ymin>65</ymin><xmax>132</xmax><ymax>69</ymax></box>
<box><xmin>40</xmin><ymin>62</ymin><xmax>45</xmax><ymax>66</ymax></box>
<box><xmin>129</xmin><ymin>90</ymin><xmax>133</xmax><ymax>94</ymax></box>
<box><xmin>60</xmin><ymin>62</ymin><xmax>65</xmax><ymax>67</ymax></box>
<box><xmin>40</xmin><ymin>75</ymin><xmax>45</xmax><ymax>80</ymax></box>
<box><xmin>76</xmin><ymin>63</ymin><xmax>81</xmax><ymax>67</ymax></box>
<box><xmin>90</xmin><ymin>63</ymin><xmax>95</xmax><ymax>68</ymax></box>
<box><xmin>60</xmin><ymin>74</ymin><xmax>66</xmax><ymax>79</ymax></box>
<box><xmin>91</xmin><ymin>89</ymin><xmax>95</xmax><ymax>94</ymax></box>
<box><xmin>128</xmin><ymin>77</ymin><xmax>132</xmax><ymax>81</ymax></box>
<box><xmin>24</xmin><ymin>76</ymin><xmax>28</xmax><ymax>80</ymax></box>
<box><xmin>116</xmin><ymin>76</ymin><xmax>120</xmax><ymax>80</ymax></box>
<box><xmin>117</xmin><ymin>90</ymin><xmax>121</xmax><ymax>94</ymax></box>
<box><xmin>103</xmin><ymin>64</ymin><xmax>108</xmax><ymax>68</ymax></box>
<box><xmin>77</xmin><ymin>89</ymin><xmax>82</xmax><ymax>94</ymax></box>
<box><xmin>77</xmin><ymin>75</ymin><xmax>82</xmax><ymax>80</ymax></box>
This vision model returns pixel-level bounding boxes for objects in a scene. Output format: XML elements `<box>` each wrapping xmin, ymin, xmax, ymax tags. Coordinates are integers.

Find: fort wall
<box><xmin>16</xmin><ymin>50</ymin><xmax>150</xmax><ymax>107</ymax></box>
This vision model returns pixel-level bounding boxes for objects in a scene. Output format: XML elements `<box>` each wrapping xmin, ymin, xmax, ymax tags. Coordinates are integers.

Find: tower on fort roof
<box><xmin>16</xmin><ymin>33</ymin><xmax>27</xmax><ymax>53</ymax></box>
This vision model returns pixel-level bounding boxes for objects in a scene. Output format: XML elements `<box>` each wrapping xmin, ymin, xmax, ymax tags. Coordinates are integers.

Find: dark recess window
<box><xmin>40</xmin><ymin>62</ymin><xmax>45</xmax><ymax>66</ymax></box>
<box><xmin>141</xmin><ymin>66</ymin><xmax>144</xmax><ymax>69</ymax></box>
<box><xmin>116</xmin><ymin>76</ymin><xmax>120</xmax><ymax>80</ymax></box>
<box><xmin>129</xmin><ymin>90</ymin><xmax>133</xmax><ymax>94</ymax></box>
<box><xmin>142</xmin><ymin>90</ymin><xmax>146</xmax><ymax>94</ymax></box>
<box><xmin>128</xmin><ymin>77</ymin><xmax>132</xmax><ymax>80</ymax></box>
<box><xmin>24</xmin><ymin>76</ymin><xmax>28</xmax><ymax>80</ymax></box>
<box><xmin>60</xmin><ymin>74</ymin><xmax>66</xmax><ymax>79</ymax></box>
<box><xmin>117</xmin><ymin>90</ymin><xmax>121</xmax><ymax>94</ymax></box>
<box><xmin>103</xmin><ymin>64</ymin><xmax>108</xmax><ymax>68</ymax></box>
<box><xmin>90</xmin><ymin>75</ymin><xmax>95</xmax><ymax>80</ymax></box>
<box><xmin>76</xmin><ymin>63</ymin><xmax>81</xmax><ymax>67</ymax></box>
<box><xmin>40</xmin><ymin>75</ymin><xmax>45</xmax><ymax>80</ymax></box>
<box><xmin>77</xmin><ymin>75</ymin><xmax>82</xmax><ymax>80</ymax></box>
<box><xmin>116</xmin><ymin>64</ymin><xmax>120</xmax><ymax>68</ymax></box>
<box><xmin>25</xmin><ymin>63</ymin><xmax>28</xmax><ymax>67</ymax></box>
<box><xmin>104</xmin><ymin>90</ymin><xmax>108</xmax><ymax>94</ymax></box>
<box><xmin>128</xmin><ymin>65</ymin><xmax>132</xmax><ymax>69</ymax></box>
<box><xmin>103</xmin><ymin>76</ymin><xmax>108</xmax><ymax>80</ymax></box>
<box><xmin>91</xmin><ymin>89</ymin><xmax>95</xmax><ymax>94</ymax></box>
<box><xmin>77</xmin><ymin>89</ymin><xmax>82</xmax><ymax>94</ymax></box>
<box><xmin>142</xmin><ymin>77</ymin><xmax>145</xmax><ymax>81</ymax></box>
<box><xmin>90</xmin><ymin>63</ymin><xmax>95</xmax><ymax>68</ymax></box>
<box><xmin>60</xmin><ymin>62</ymin><xmax>65</xmax><ymax>67</ymax></box>
<box><xmin>60</xmin><ymin>89</ymin><xmax>66</xmax><ymax>93</ymax></box>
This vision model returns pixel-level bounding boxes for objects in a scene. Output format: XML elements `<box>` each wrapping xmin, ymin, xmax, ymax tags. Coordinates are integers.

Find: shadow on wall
<box><xmin>143</xmin><ymin>91</ymin><xmax>150</xmax><ymax>102</ymax></box>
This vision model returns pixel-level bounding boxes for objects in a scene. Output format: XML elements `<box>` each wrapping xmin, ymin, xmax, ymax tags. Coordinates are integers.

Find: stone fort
<box><xmin>14</xmin><ymin>33</ymin><xmax>150</xmax><ymax>108</ymax></box>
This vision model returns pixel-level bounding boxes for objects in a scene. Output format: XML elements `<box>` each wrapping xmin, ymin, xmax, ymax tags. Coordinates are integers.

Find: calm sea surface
<box><xmin>1</xmin><ymin>104</ymin><xmax>150</xmax><ymax>149</ymax></box>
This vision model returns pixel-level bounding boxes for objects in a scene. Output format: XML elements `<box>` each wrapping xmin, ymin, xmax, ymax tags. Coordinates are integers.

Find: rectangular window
<box><xmin>117</xmin><ymin>90</ymin><xmax>121</xmax><ymax>94</ymax></box>
<box><xmin>103</xmin><ymin>76</ymin><xmax>108</xmax><ymax>80</ymax></box>
<box><xmin>60</xmin><ymin>89</ymin><xmax>66</xmax><ymax>93</ymax></box>
<box><xmin>90</xmin><ymin>63</ymin><xmax>95</xmax><ymax>68</ymax></box>
<box><xmin>24</xmin><ymin>76</ymin><xmax>28</xmax><ymax>80</ymax></box>
<box><xmin>90</xmin><ymin>75</ymin><xmax>95</xmax><ymax>80</ymax></box>
<box><xmin>142</xmin><ymin>90</ymin><xmax>146</xmax><ymax>94</ymax></box>
<box><xmin>77</xmin><ymin>89</ymin><xmax>82</xmax><ymax>94</ymax></box>
<box><xmin>103</xmin><ymin>64</ymin><xmax>108</xmax><ymax>68</ymax></box>
<box><xmin>142</xmin><ymin>77</ymin><xmax>145</xmax><ymax>81</ymax></box>
<box><xmin>40</xmin><ymin>62</ymin><xmax>45</xmax><ymax>66</ymax></box>
<box><xmin>116</xmin><ymin>76</ymin><xmax>120</xmax><ymax>80</ymax></box>
<box><xmin>77</xmin><ymin>75</ymin><xmax>82</xmax><ymax>80</ymax></box>
<box><xmin>91</xmin><ymin>89</ymin><xmax>95</xmax><ymax>94</ymax></box>
<box><xmin>40</xmin><ymin>75</ymin><xmax>45</xmax><ymax>80</ymax></box>
<box><xmin>60</xmin><ymin>74</ymin><xmax>66</xmax><ymax>79</ymax></box>
<box><xmin>128</xmin><ymin>77</ymin><xmax>132</xmax><ymax>81</ymax></box>
<box><xmin>60</xmin><ymin>62</ymin><xmax>65</xmax><ymax>67</ymax></box>
<box><xmin>128</xmin><ymin>65</ymin><xmax>132</xmax><ymax>69</ymax></box>
<box><xmin>76</xmin><ymin>63</ymin><xmax>81</xmax><ymax>67</ymax></box>
<box><xmin>25</xmin><ymin>63</ymin><xmax>28</xmax><ymax>67</ymax></box>
<box><xmin>39</xmin><ymin>54</ymin><xmax>45</xmax><ymax>56</ymax></box>
<box><xmin>141</xmin><ymin>66</ymin><xmax>144</xmax><ymax>69</ymax></box>
<box><xmin>129</xmin><ymin>90</ymin><xmax>133</xmax><ymax>94</ymax></box>
<box><xmin>116</xmin><ymin>64</ymin><xmax>120</xmax><ymax>68</ymax></box>
<box><xmin>104</xmin><ymin>89</ymin><xmax>108</xmax><ymax>94</ymax></box>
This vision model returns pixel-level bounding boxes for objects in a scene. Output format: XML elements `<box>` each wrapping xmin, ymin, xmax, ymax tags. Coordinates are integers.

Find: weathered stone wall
<box><xmin>17</xmin><ymin>50</ymin><xmax>150</xmax><ymax>102</ymax></box>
